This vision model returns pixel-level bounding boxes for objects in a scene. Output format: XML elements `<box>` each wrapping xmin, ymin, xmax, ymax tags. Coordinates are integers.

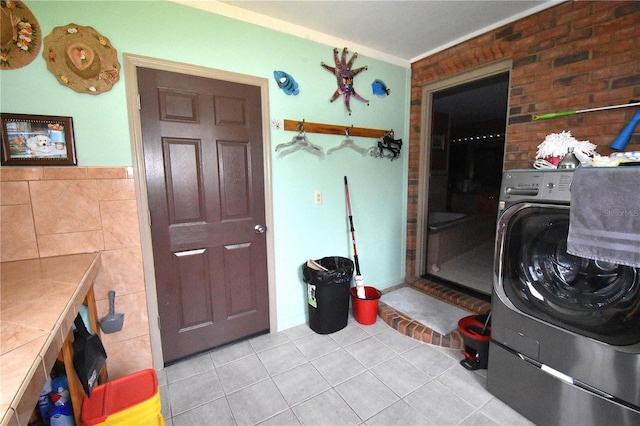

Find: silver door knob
<box><xmin>254</xmin><ymin>224</ymin><xmax>267</xmax><ymax>234</ymax></box>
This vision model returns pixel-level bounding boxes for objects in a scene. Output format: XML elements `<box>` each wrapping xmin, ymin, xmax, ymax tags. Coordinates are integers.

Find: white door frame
<box><xmin>123</xmin><ymin>53</ymin><xmax>276</xmax><ymax>369</ymax></box>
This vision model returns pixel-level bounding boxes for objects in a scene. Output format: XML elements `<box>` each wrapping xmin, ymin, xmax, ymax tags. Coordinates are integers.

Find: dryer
<box><xmin>487</xmin><ymin>169</ymin><xmax>640</xmax><ymax>425</ymax></box>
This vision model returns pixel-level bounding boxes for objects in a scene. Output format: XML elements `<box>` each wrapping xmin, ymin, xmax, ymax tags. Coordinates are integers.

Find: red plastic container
<box><xmin>81</xmin><ymin>369</ymin><xmax>163</xmax><ymax>425</ymax></box>
<box><xmin>350</xmin><ymin>286</ymin><xmax>381</xmax><ymax>325</ymax></box>
<box><xmin>458</xmin><ymin>314</ymin><xmax>491</xmax><ymax>370</ymax></box>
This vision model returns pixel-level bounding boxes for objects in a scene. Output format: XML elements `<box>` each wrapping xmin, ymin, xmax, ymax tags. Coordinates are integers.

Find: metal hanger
<box><xmin>275</xmin><ymin>121</ymin><xmax>325</xmax><ymax>159</ymax></box>
<box><xmin>327</xmin><ymin>127</ymin><xmax>368</xmax><ymax>156</ymax></box>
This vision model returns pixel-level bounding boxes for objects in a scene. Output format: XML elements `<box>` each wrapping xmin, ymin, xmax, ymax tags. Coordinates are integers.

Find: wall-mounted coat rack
<box><xmin>284</xmin><ymin>119</ymin><xmax>390</xmax><ymax>139</ymax></box>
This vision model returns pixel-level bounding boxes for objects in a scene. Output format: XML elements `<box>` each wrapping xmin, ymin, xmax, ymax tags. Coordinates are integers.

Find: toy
<box><xmin>371</xmin><ymin>79</ymin><xmax>390</xmax><ymax>96</ymax></box>
<box><xmin>273</xmin><ymin>70</ymin><xmax>299</xmax><ymax>95</ymax></box>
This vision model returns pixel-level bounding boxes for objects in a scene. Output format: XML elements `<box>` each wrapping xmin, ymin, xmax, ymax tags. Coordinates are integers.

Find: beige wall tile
<box><xmin>104</xmin><ymin>335</ymin><xmax>153</xmax><ymax>380</ymax></box>
<box><xmin>2</xmin><ymin>166</ymin><xmax>151</xmax><ymax>380</ymax></box>
<box><xmin>30</xmin><ymin>180</ymin><xmax>101</xmax><ymax>235</ymax></box>
<box><xmin>97</xmin><ymin>179</ymin><xmax>135</xmax><ymax>201</ymax></box>
<box><xmin>42</xmin><ymin>167</ymin><xmax>87</xmax><ymax>181</ymax></box>
<box><xmin>0</xmin><ymin>182</ymin><xmax>30</xmax><ymax>205</ymax></box>
<box><xmin>101</xmin><ymin>199</ymin><xmax>141</xmax><ymax>250</ymax></box>
<box><xmin>0</xmin><ymin>205</ymin><xmax>38</xmax><ymax>262</ymax></box>
<box><xmin>0</xmin><ymin>168</ymin><xmax>42</xmax><ymax>182</ymax></box>
<box><xmin>37</xmin><ymin>230</ymin><xmax>104</xmax><ymax>258</ymax></box>
<box><xmin>87</xmin><ymin>167</ymin><xmax>128</xmax><ymax>179</ymax></box>
<box><xmin>94</xmin><ymin>247</ymin><xmax>145</xmax><ymax>298</ymax></box>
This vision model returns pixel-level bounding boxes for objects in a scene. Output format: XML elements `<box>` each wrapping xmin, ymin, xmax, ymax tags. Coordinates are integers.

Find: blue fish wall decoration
<box><xmin>371</xmin><ymin>79</ymin><xmax>390</xmax><ymax>97</ymax></box>
<box><xmin>274</xmin><ymin>70</ymin><xmax>299</xmax><ymax>95</ymax></box>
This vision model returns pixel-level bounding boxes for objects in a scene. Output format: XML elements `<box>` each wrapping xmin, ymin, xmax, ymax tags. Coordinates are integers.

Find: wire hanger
<box><xmin>327</xmin><ymin>126</ymin><xmax>368</xmax><ymax>156</ymax></box>
<box><xmin>275</xmin><ymin>120</ymin><xmax>325</xmax><ymax>159</ymax></box>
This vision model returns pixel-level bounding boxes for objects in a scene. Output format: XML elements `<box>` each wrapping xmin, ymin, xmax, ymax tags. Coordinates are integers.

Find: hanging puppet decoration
<box><xmin>371</xmin><ymin>79</ymin><xmax>390</xmax><ymax>97</ymax></box>
<box><xmin>321</xmin><ymin>47</ymin><xmax>368</xmax><ymax>115</ymax></box>
<box><xmin>273</xmin><ymin>70</ymin><xmax>299</xmax><ymax>95</ymax></box>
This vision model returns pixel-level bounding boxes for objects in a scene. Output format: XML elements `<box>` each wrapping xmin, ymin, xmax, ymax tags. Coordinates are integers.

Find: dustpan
<box><xmin>99</xmin><ymin>290</ymin><xmax>124</xmax><ymax>334</ymax></box>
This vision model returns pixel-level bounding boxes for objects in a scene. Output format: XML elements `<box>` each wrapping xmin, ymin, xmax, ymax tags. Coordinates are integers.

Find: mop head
<box><xmin>535</xmin><ymin>131</ymin><xmax>597</xmax><ymax>159</ymax></box>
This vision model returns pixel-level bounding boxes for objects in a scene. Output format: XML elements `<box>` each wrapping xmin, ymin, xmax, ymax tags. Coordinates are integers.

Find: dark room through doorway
<box><xmin>424</xmin><ymin>72</ymin><xmax>509</xmax><ymax>296</ymax></box>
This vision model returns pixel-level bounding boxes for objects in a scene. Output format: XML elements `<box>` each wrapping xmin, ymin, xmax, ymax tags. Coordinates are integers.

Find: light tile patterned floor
<box><xmin>428</xmin><ymin>240</ymin><xmax>494</xmax><ymax>296</ymax></box>
<box><xmin>159</xmin><ymin>317</ymin><xmax>533</xmax><ymax>425</ymax></box>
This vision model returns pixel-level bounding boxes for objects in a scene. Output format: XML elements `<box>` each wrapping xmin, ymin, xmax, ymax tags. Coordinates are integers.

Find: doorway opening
<box><xmin>422</xmin><ymin>71</ymin><xmax>509</xmax><ymax>296</ymax></box>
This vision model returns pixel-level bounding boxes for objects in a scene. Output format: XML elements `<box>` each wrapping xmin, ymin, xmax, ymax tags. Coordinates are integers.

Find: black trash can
<box><xmin>302</xmin><ymin>257</ymin><xmax>354</xmax><ymax>334</ymax></box>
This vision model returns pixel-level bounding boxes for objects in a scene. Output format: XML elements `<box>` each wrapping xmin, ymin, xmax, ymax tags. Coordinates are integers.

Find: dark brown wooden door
<box><xmin>138</xmin><ymin>67</ymin><xmax>269</xmax><ymax>363</ymax></box>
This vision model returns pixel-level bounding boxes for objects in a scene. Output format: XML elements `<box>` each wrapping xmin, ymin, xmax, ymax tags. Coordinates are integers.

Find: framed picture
<box><xmin>1</xmin><ymin>113</ymin><xmax>77</xmax><ymax>166</ymax></box>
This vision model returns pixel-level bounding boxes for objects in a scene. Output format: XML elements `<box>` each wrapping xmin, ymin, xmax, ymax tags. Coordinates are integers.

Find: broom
<box><xmin>344</xmin><ymin>176</ymin><xmax>365</xmax><ymax>298</ymax></box>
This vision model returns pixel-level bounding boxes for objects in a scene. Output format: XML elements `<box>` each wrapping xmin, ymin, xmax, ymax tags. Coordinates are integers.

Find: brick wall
<box><xmin>406</xmin><ymin>1</ymin><xmax>640</xmax><ymax>277</ymax></box>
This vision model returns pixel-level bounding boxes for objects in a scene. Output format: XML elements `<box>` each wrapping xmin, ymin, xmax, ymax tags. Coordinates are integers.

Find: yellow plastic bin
<box><xmin>81</xmin><ymin>369</ymin><xmax>163</xmax><ymax>425</ymax></box>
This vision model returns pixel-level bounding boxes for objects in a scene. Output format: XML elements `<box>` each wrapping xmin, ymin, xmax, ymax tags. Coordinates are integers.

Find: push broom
<box><xmin>344</xmin><ymin>176</ymin><xmax>366</xmax><ymax>298</ymax></box>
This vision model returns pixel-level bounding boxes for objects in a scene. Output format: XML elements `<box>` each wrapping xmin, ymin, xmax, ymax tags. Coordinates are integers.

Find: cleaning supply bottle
<box><xmin>38</xmin><ymin>376</ymin><xmax>52</xmax><ymax>425</ymax></box>
<box><xmin>49</xmin><ymin>376</ymin><xmax>74</xmax><ymax>426</ymax></box>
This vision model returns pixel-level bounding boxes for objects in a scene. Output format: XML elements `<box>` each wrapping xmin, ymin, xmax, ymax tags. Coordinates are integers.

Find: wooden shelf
<box><xmin>284</xmin><ymin>119</ymin><xmax>389</xmax><ymax>139</ymax></box>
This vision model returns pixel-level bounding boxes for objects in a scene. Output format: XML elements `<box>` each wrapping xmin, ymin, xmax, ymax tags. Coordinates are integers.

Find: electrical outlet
<box><xmin>314</xmin><ymin>191</ymin><xmax>322</xmax><ymax>204</ymax></box>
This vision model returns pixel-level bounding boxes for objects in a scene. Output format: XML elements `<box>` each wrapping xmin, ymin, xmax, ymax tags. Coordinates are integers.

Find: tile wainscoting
<box><xmin>0</xmin><ymin>166</ymin><xmax>152</xmax><ymax>379</ymax></box>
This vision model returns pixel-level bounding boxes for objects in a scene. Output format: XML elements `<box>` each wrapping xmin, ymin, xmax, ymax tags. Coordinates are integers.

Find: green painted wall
<box><xmin>1</xmin><ymin>1</ymin><xmax>410</xmax><ymax>330</ymax></box>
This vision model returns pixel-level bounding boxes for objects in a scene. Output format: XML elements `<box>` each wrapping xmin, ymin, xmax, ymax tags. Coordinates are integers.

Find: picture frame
<box><xmin>1</xmin><ymin>113</ymin><xmax>77</xmax><ymax>166</ymax></box>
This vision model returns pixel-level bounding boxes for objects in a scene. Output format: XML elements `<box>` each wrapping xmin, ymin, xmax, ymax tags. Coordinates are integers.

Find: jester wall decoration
<box><xmin>321</xmin><ymin>47</ymin><xmax>369</xmax><ymax>115</ymax></box>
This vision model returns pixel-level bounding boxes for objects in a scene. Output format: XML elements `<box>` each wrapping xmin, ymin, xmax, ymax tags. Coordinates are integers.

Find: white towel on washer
<box><xmin>567</xmin><ymin>166</ymin><xmax>640</xmax><ymax>268</ymax></box>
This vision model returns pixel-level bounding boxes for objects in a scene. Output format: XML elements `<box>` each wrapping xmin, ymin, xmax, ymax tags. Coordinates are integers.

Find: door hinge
<box><xmin>148</xmin><ymin>210</ymin><xmax>152</xmax><ymax>227</ymax></box>
<box><xmin>137</xmin><ymin>93</ymin><xmax>141</xmax><ymax>110</ymax></box>
<box><xmin>157</xmin><ymin>316</ymin><xmax>161</xmax><ymax>330</ymax></box>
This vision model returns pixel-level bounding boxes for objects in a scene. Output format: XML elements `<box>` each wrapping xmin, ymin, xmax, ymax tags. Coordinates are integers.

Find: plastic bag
<box><xmin>302</xmin><ymin>256</ymin><xmax>354</xmax><ymax>285</ymax></box>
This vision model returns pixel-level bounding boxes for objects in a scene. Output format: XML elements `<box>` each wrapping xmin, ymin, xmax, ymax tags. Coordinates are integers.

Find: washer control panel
<box><xmin>500</xmin><ymin>169</ymin><xmax>574</xmax><ymax>207</ymax></box>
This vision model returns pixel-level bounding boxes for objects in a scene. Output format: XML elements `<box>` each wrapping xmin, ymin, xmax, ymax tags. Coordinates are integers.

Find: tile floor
<box><xmin>427</xmin><ymin>240</ymin><xmax>494</xmax><ymax>296</ymax></box>
<box><xmin>159</xmin><ymin>317</ymin><xmax>533</xmax><ymax>425</ymax></box>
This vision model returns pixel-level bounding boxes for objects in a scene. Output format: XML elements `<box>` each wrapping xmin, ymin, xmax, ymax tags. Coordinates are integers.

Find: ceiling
<box><xmin>210</xmin><ymin>0</ymin><xmax>561</xmax><ymax>66</ymax></box>
<box><xmin>172</xmin><ymin>1</ymin><xmax>560</xmax><ymax>125</ymax></box>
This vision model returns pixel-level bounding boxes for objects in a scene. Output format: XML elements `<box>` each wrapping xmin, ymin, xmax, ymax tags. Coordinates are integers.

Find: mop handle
<box><xmin>534</xmin><ymin>101</ymin><xmax>640</xmax><ymax>120</ymax></box>
<box><xmin>344</xmin><ymin>176</ymin><xmax>361</xmax><ymax>276</ymax></box>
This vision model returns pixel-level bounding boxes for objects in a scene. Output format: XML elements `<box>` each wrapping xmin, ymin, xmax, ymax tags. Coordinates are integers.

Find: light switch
<box><xmin>314</xmin><ymin>191</ymin><xmax>322</xmax><ymax>204</ymax></box>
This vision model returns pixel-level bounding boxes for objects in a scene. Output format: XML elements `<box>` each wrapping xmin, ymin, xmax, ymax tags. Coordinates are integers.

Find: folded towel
<box><xmin>567</xmin><ymin>166</ymin><xmax>640</xmax><ymax>268</ymax></box>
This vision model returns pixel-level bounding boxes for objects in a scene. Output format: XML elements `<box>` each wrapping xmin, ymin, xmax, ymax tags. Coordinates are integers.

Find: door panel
<box><xmin>138</xmin><ymin>67</ymin><xmax>269</xmax><ymax>363</ymax></box>
<box><xmin>165</xmin><ymin>139</ymin><xmax>203</xmax><ymax>222</ymax></box>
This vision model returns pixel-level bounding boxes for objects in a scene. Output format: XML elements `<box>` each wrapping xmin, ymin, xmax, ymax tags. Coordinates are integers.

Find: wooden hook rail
<box><xmin>284</xmin><ymin>119</ymin><xmax>389</xmax><ymax>139</ymax></box>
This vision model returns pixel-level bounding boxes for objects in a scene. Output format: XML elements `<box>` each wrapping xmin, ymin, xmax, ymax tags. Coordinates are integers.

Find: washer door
<box><xmin>499</xmin><ymin>204</ymin><xmax>640</xmax><ymax>345</ymax></box>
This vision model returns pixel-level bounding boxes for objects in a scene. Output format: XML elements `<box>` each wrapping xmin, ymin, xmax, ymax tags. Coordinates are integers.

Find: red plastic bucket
<box><xmin>350</xmin><ymin>286</ymin><xmax>381</xmax><ymax>325</ymax></box>
<box><xmin>457</xmin><ymin>314</ymin><xmax>491</xmax><ymax>370</ymax></box>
